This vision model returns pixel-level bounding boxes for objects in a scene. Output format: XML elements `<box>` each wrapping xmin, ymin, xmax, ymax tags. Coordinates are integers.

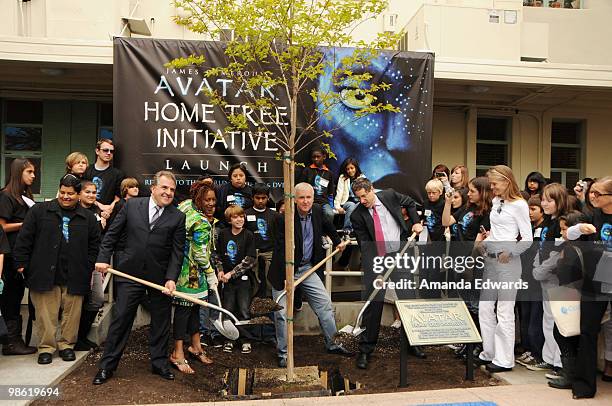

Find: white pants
<box><xmin>478</xmin><ymin>256</ymin><xmax>521</xmax><ymax>368</ymax></box>
<box><xmin>541</xmin><ymin>293</ymin><xmax>562</xmax><ymax>367</ymax></box>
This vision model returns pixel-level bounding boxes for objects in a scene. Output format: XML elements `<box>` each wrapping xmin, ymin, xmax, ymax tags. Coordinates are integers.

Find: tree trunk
<box><xmin>283</xmin><ymin>149</ymin><xmax>295</xmax><ymax>381</ymax></box>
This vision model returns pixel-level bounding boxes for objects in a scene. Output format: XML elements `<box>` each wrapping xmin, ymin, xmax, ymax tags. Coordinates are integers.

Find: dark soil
<box><xmin>33</xmin><ymin>326</ymin><xmax>499</xmax><ymax>405</ymax></box>
<box><xmin>250</xmin><ymin>297</ymin><xmax>283</xmax><ymax>316</ymax></box>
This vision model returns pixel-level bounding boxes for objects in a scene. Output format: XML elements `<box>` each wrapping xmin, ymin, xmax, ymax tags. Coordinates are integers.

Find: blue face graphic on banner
<box><xmin>601</xmin><ymin>223</ymin><xmax>611</xmax><ymax>251</ymax></box>
<box><xmin>317</xmin><ymin>48</ymin><xmax>430</xmax><ymax>187</ymax></box>
<box><xmin>92</xmin><ymin>176</ymin><xmax>103</xmax><ymax>200</ymax></box>
<box><xmin>227</xmin><ymin>240</ymin><xmax>238</xmax><ymax>264</ymax></box>
<box><xmin>257</xmin><ymin>218</ymin><xmax>268</xmax><ymax>241</ymax></box>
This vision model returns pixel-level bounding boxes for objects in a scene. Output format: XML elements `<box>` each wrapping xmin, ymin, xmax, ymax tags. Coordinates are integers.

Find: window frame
<box><xmin>550</xmin><ymin>119</ymin><xmax>584</xmax><ymax>188</ymax></box>
<box><xmin>475</xmin><ymin>116</ymin><xmax>512</xmax><ymax>176</ymax></box>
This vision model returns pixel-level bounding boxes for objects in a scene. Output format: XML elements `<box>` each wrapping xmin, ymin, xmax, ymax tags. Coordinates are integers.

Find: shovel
<box><xmin>338</xmin><ymin>232</ymin><xmax>418</xmax><ymax>337</ymax></box>
<box><xmin>105</xmin><ymin>268</ymin><xmax>263</xmax><ymax>341</ymax></box>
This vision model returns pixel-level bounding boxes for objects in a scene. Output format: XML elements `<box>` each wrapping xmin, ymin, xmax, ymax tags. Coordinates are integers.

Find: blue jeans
<box><xmin>341</xmin><ymin>201</ymin><xmax>358</xmax><ymax>230</ymax></box>
<box><xmin>272</xmin><ymin>263</ymin><xmax>339</xmax><ymax>359</ymax></box>
<box><xmin>321</xmin><ymin>203</ymin><xmax>335</xmax><ymax>226</ymax></box>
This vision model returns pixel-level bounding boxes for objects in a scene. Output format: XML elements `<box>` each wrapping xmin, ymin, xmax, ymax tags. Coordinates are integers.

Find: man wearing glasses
<box><xmin>84</xmin><ymin>139</ymin><xmax>125</xmax><ymax>220</ymax></box>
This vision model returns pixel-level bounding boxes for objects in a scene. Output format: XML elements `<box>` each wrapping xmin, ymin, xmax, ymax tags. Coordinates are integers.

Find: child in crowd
<box><xmin>421</xmin><ymin>178</ymin><xmax>446</xmax><ymax>298</ymax></box>
<box><xmin>334</xmin><ymin>158</ymin><xmax>364</xmax><ymax>233</ymax></box>
<box><xmin>245</xmin><ymin>183</ymin><xmax>280</xmax><ymax>344</ymax></box>
<box><xmin>216</xmin><ymin>163</ymin><xmax>254</xmax><ymax>222</ymax></box>
<box><xmin>516</xmin><ymin>195</ymin><xmax>547</xmax><ymax>369</ymax></box>
<box><xmin>74</xmin><ymin>181</ymin><xmax>105</xmax><ymax>351</ymax></box>
<box><xmin>215</xmin><ymin>206</ymin><xmax>256</xmax><ymax>354</ymax></box>
<box><xmin>297</xmin><ymin>145</ymin><xmax>335</xmax><ymax>225</ymax></box>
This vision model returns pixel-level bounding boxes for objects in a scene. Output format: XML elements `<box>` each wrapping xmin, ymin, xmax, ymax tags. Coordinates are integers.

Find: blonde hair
<box><xmin>65</xmin><ymin>152</ymin><xmax>89</xmax><ymax>173</ymax></box>
<box><xmin>425</xmin><ymin>179</ymin><xmax>444</xmax><ymax>193</ymax></box>
<box><xmin>487</xmin><ymin>165</ymin><xmax>522</xmax><ymax>201</ymax></box>
<box><xmin>224</xmin><ymin>205</ymin><xmax>245</xmax><ymax>222</ymax></box>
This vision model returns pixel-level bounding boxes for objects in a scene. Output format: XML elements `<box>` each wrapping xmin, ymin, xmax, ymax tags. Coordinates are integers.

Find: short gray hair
<box><xmin>295</xmin><ymin>182</ymin><xmax>314</xmax><ymax>195</ymax></box>
<box><xmin>153</xmin><ymin>170</ymin><xmax>176</xmax><ymax>186</ymax></box>
<box><xmin>352</xmin><ymin>177</ymin><xmax>373</xmax><ymax>194</ymax></box>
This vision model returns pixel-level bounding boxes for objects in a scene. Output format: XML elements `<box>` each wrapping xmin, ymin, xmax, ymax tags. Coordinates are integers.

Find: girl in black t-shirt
<box><xmin>0</xmin><ymin>158</ymin><xmax>37</xmax><ymax>355</ymax></box>
<box><xmin>215</xmin><ymin>163</ymin><xmax>253</xmax><ymax>223</ymax></box>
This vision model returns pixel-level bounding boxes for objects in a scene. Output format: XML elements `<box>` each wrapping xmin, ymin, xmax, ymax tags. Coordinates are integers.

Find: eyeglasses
<box><xmin>100</xmin><ymin>148</ymin><xmax>114</xmax><ymax>154</ymax></box>
<box><xmin>589</xmin><ymin>190</ymin><xmax>612</xmax><ymax>198</ymax></box>
<box><xmin>497</xmin><ymin>199</ymin><xmax>505</xmax><ymax>214</ymax></box>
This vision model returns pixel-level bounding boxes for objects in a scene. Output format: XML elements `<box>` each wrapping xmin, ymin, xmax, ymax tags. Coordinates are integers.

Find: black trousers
<box><xmin>359</xmin><ymin>264</ymin><xmax>415</xmax><ymax>355</ymax></box>
<box><xmin>573</xmin><ymin>297</ymin><xmax>611</xmax><ymax>398</ymax></box>
<box><xmin>222</xmin><ymin>279</ymin><xmax>253</xmax><ymax>342</ymax></box>
<box><xmin>519</xmin><ymin>300</ymin><xmax>545</xmax><ymax>359</ymax></box>
<box><xmin>99</xmin><ymin>279</ymin><xmax>171</xmax><ymax>371</ymax></box>
<box><xmin>173</xmin><ymin>304</ymin><xmax>200</xmax><ymax>342</ymax></box>
<box><xmin>0</xmin><ymin>256</ymin><xmax>26</xmax><ymax>321</ymax></box>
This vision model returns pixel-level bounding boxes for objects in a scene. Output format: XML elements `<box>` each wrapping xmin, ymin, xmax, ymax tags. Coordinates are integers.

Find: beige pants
<box><xmin>30</xmin><ymin>285</ymin><xmax>83</xmax><ymax>354</ymax></box>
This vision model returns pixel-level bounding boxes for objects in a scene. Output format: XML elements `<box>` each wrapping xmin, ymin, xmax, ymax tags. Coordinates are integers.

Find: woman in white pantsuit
<box><xmin>477</xmin><ymin>165</ymin><xmax>533</xmax><ymax>373</ymax></box>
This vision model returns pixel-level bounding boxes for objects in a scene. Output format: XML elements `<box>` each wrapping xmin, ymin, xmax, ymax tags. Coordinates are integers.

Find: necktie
<box><xmin>372</xmin><ymin>205</ymin><xmax>386</xmax><ymax>256</ymax></box>
<box><xmin>150</xmin><ymin>205</ymin><xmax>161</xmax><ymax>230</ymax></box>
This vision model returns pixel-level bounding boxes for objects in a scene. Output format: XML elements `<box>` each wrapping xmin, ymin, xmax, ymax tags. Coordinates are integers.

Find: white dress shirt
<box><xmin>148</xmin><ymin>197</ymin><xmax>165</xmax><ymax>224</ymax></box>
<box><xmin>369</xmin><ymin>195</ymin><xmax>401</xmax><ymax>253</ymax></box>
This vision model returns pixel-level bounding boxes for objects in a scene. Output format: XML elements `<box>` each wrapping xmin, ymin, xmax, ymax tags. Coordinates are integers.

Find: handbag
<box><xmin>548</xmin><ymin>246</ymin><xmax>584</xmax><ymax>338</ymax></box>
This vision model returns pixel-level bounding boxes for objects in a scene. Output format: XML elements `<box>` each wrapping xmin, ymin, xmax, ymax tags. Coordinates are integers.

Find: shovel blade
<box><xmin>214</xmin><ymin>319</ymin><xmax>239</xmax><ymax>340</ymax></box>
<box><xmin>352</xmin><ymin>326</ymin><xmax>366</xmax><ymax>336</ymax></box>
<box><xmin>338</xmin><ymin>325</ymin><xmax>354</xmax><ymax>334</ymax></box>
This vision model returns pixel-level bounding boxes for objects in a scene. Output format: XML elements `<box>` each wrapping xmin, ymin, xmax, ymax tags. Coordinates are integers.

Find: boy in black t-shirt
<box><xmin>245</xmin><ymin>183</ymin><xmax>280</xmax><ymax>298</ymax></box>
<box><xmin>245</xmin><ymin>183</ymin><xmax>279</xmax><ymax>344</ymax></box>
<box><xmin>215</xmin><ymin>205</ymin><xmax>256</xmax><ymax>354</ymax></box>
<box><xmin>296</xmin><ymin>145</ymin><xmax>335</xmax><ymax>225</ymax></box>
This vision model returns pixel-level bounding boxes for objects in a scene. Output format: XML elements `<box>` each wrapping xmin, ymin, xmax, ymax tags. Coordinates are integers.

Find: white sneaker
<box><xmin>526</xmin><ymin>360</ymin><xmax>553</xmax><ymax>371</ymax></box>
<box><xmin>516</xmin><ymin>354</ymin><xmax>534</xmax><ymax>367</ymax></box>
<box><xmin>391</xmin><ymin>320</ymin><xmax>402</xmax><ymax>329</ymax></box>
<box><xmin>241</xmin><ymin>343</ymin><xmax>252</xmax><ymax>354</ymax></box>
<box><xmin>516</xmin><ymin>351</ymin><xmax>531</xmax><ymax>363</ymax></box>
<box><xmin>545</xmin><ymin>369</ymin><xmax>563</xmax><ymax>380</ymax></box>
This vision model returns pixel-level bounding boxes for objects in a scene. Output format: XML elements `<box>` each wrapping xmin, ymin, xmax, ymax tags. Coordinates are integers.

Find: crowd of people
<box><xmin>0</xmin><ymin>138</ymin><xmax>610</xmax><ymax>400</ymax></box>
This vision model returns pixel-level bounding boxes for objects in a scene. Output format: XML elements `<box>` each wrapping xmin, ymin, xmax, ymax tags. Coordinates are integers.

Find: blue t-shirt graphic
<box><xmin>227</xmin><ymin>240</ymin><xmax>238</xmax><ymax>265</ymax></box>
<box><xmin>257</xmin><ymin>218</ymin><xmax>268</xmax><ymax>241</ymax></box>
<box><xmin>62</xmin><ymin>216</ymin><xmax>70</xmax><ymax>242</ymax></box>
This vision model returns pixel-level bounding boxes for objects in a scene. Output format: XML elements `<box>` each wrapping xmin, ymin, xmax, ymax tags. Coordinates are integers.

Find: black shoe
<box><xmin>472</xmin><ymin>356</ymin><xmax>490</xmax><ymax>366</ymax></box>
<box><xmin>294</xmin><ymin>303</ymin><xmax>303</xmax><ymax>312</ymax></box>
<box><xmin>408</xmin><ymin>346</ymin><xmax>427</xmax><ymax>359</ymax></box>
<box><xmin>548</xmin><ymin>378</ymin><xmax>572</xmax><ymax>390</ymax></box>
<box><xmin>356</xmin><ymin>352</ymin><xmax>370</xmax><ymax>369</ymax></box>
<box><xmin>486</xmin><ymin>363</ymin><xmax>513</xmax><ymax>373</ymax></box>
<box><xmin>93</xmin><ymin>369</ymin><xmax>113</xmax><ymax>385</ymax></box>
<box><xmin>37</xmin><ymin>352</ymin><xmax>53</xmax><ymax>365</ymax></box>
<box><xmin>327</xmin><ymin>344</ymin><xmax>353</xmax><ymax>356</ymax></box>
<box><xmin>152</xmin><ymin>366</ymin><xmax>175</xmax><ymax>380</ymax></box>
<box><xmin>278</xmin><ymin>357</ymin><xmax>287</xmax><ymax>368</ymax></box>
<box><xmin>59</xmin><ymin>348</ymin><xmax>76</xmax><ymax>361</ymax></box>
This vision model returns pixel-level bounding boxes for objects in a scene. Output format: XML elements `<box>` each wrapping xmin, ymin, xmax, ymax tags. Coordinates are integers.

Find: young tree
<box><xmin>170</xmin><ymin>0</ymin><xmax>401</xmax><ymax>380</ymax></box>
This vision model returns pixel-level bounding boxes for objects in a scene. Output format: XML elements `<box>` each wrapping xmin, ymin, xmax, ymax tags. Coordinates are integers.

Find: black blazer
<box><xmin>350</xmin><ymin>189</ymin><xmax>419</xmax><ymax>277</ymax></box>
<box><xmin>268</xmin><ymin>204</ymin><xmax>341</xmax><ymax>291</ymax></box>
<box><xmin>13</xmin><ymin>200</ymin><xmax>101</xmax><ymax>296</ymax></box>
<box><xmin>97</xmin><ymin>197</ymin><xmax>186</xmax><ymax>285</ymax></box>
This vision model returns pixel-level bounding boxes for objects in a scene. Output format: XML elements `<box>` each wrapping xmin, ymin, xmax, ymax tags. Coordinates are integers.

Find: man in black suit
<box><xmin>350</xmin><ymin>177</ymin><xmax>425</xmax><ymax>369</ymax></box>
<box><xmin>269</xmin><ymin>182</ymin><xmax>349</xmax><ymax>367</ymax></box>
<box><xmin>92</xmin><ymin>171</ymin><xmax>186</xmax><ymax>384</ymax></box>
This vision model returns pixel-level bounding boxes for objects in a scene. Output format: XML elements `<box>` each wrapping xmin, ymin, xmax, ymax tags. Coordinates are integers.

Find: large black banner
<box><xmin>113</xmin><ymin>38</ymin><xmax>433</xmax><ymax>201</ymax></box>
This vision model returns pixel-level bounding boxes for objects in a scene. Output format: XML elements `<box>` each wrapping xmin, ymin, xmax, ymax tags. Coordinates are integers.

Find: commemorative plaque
<box><xmin>396</xmin><ymin>299</ymin><xmax>481</xmax><ymax>346</ymax></box>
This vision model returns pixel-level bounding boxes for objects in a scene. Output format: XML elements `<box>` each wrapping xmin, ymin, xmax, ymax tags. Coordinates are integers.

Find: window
<box><xmin>523</xmin><ymin>1</ymin><xmax>581</xmax><ymax>8</ymax></box>
<box><xmin>476</xmin><ymin>117</ymin><xmax>510</xmax><ymax>177</ymax></box>
<box><xmin>550</xmin><ymin>121</ymin><xmax>582</xmax><ymax>188</ymax></box>
<box><xmin>1</xmin><ymin>100</ymin><xmax>43</xmax><ymax>194</ymax></box>
<box><xmin>98</xmin><ymin>102</ymin><xmax>113</xmax><ymax>139</ymax></box>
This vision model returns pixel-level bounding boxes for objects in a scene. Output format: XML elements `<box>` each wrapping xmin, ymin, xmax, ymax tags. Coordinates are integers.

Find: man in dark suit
<box><xmin>350</xmin><ymin>177</ymin><xmax>425</xmax><ymax>369</ymax></box>
<box><xmin>92</xmin><ymin>171</ymin><xmax>186</xmax><ymax>384</ymax></box>
<box><xmin>269</xmin><ymin>182</ymin><xmax>349</xmax><ymax>367</ymax></box>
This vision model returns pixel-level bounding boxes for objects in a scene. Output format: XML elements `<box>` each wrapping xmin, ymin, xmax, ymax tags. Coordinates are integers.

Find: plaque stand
<box><xmin>399</xmin><ymin>329</ymin><xmax>475</xmax><ymax>387</ymax></box>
